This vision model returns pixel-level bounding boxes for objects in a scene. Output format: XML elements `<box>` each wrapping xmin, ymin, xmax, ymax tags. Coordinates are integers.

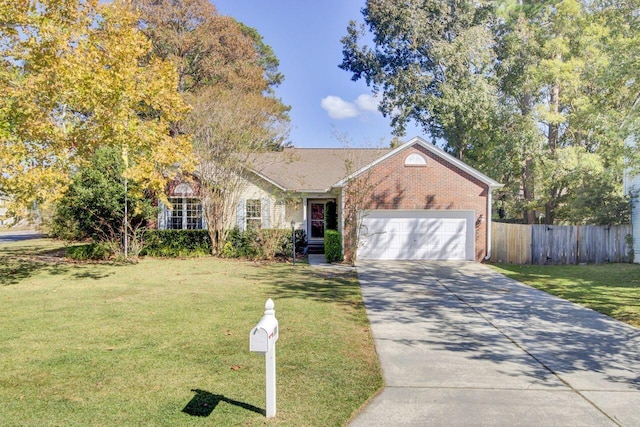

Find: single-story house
<box><xmin>158</xmin><ymin>136</ymin><xmax>503</xmax><ymax>262</ymax></box>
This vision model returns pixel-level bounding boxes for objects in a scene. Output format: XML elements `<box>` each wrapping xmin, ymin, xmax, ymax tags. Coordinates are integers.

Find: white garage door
<box><xmin>357</xmin><ymin>210</ymin><xmax>475</xmax><ymax>261</ymax></box>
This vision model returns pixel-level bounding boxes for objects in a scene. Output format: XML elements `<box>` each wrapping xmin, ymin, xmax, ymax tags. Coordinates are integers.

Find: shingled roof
<box><xmin>251</xmin><ymin>147</ymin><xmax>391</xmax><ymax>192</ymax></box>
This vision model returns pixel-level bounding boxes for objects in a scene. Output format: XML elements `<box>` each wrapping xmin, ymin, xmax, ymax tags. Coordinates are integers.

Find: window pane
<box><xmin>185</xmin><ymin>198</ymin><xmax>202</xmax><ymax>229</ymax></box>
<box><xmin>168</xmin><ymin>197</ymin><xmax>183</xmax><ymax>230</ymax></box>
<box><xmin>311</xmin><ymin>220</ymin><xmax>324</xmax><ymax>238</ymax></box>
<box><xmin>167</xmin><ymin>197</ymin><xmax>203</xmax><ymax>230</ymax></box>
<box><xmin>246</xmin><ymin>199</ymin><xmax>262</xmax><ymax>229</ymax></box>
<box><xmin>311</xmin><ymin>203</ymin><xmax>324</xmax><ymax>220</ymax></box>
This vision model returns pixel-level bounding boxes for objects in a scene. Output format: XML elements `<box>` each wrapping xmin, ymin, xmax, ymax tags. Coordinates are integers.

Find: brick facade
<box><xmin>343</xmin><ymin>144</ymin><xmax>490</xmax><ymax>262</ymax></box>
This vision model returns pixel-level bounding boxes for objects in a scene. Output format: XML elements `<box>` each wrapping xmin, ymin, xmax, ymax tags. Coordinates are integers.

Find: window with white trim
<box><xmin>167</xmin><ymin>197</ymin><xmax>203</xmax><ymax>230</ymax></box>
<box><xmin>246</xmin><ymin>199</ymin><xmax>262</xmax><ymax>230</ymax></box>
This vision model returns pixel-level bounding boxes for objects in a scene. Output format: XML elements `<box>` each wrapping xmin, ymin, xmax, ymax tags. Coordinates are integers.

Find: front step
<box><xmin>307</xmin><ymin>243</ymin><xmax>324</xmax><ymax>254</ymax></box>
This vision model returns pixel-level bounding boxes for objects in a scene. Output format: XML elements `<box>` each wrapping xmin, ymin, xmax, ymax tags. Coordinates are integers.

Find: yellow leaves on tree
<box><xmin>0</xmin><ymin>0</ymin><xmax>192</xmax><ymax>211</ymax></box>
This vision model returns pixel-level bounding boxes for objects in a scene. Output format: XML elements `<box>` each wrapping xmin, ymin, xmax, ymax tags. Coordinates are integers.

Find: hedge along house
<box><xmin>158</xmin><ymin>136</ymin><xmax>502</xmax><ymax>262</ymax></box>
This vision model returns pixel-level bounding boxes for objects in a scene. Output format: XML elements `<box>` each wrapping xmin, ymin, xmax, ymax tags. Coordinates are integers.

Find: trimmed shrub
<box><xmin>222</xmin><ymin>228</ymin><xmax>307</xmax><ymax>260</ymax></box>
<box><xmin>295</xmin><ymin>229</ymin><xmax>308</xmax><ymax>253</ymax></box>
<box><xmin>140</xmin><ymin>228</ymin><xmax>308</xmax><ymax>260</ymax></box>
<box><xmin>260</xmin><ymin>228</ymin><xmax>291</xmax><ymax>259</ymax></box>
<box><xmin>141</xmin><ymin>230</ymin><xmax>211</xmax><ymax>257</ymax></box>
<box><xmin>324</xmin><ymin>229</ymin><xmax>343</xmax><ymax>263</ymax></box>
<box><xmin>66</xmin><ymin>242</ymin><xmax>114</xmax><ymax>261</ymax></box>
<box><xmin>274</xmin><ymin>229</ymin><xmax>307</xmax><ymax>258</ymax></box>
<box><xmin>222</xmin><ymin>227</ymin><xmax>261</xmax><ymax>259</ymax></box>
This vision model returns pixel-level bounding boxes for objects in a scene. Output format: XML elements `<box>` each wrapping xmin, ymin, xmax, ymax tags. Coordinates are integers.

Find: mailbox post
<box><xmin>249</xmin><ymin>298</ymin><xmax>279</xmax><ymax>418</ymax></box>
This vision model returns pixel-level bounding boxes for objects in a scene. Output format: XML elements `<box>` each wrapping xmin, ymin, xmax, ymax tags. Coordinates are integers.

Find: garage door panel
<box><xmin>391</xmin><ymin>235</ymin><xmax>407</xmax><ymax>248</ymax></box>
<box><xmin>363</xmin><ymin>247</ymin><xmax>387</xmax><ymax>259</ymax></box>
<box><xmin>387</xmin><ymin>222</ymin><xmax>402</xmax><ymax>234</ymax></box>
<box><xmin>442</xmin><ymin>220</ymin><xmax>464</xmax><ymax>234</ymax></box>
<box><xmin>357</xmin><ymin>211</ymin><xmax>474</xmax><ymax>261</ymax></box>
<box><xmin>414</xmin><ymin>245</ymin><xmax>430</xmax><ymax>260</ymax></box>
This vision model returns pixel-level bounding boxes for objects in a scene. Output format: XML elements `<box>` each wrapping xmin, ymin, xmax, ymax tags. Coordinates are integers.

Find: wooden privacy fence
<box><xmin>490</xmin><ymin>222</ymin><xmax>633</xmax><ymax>265</ymax></box>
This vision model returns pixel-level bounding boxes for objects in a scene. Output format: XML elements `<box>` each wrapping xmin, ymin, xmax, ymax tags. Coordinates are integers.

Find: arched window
<box><xmin>164</xmin><ymin>183</ymin><xmax>203</xmax><ymax>230</ymax></box>
<box><xmin>173</xmin><ymin>183</ymin><xmax>194</xmax><ymax>196</ymax></box>
<box><xmin>405</xmin><ymin>153</ymin><xmax>427</xmax><ymax>166</ymax></box>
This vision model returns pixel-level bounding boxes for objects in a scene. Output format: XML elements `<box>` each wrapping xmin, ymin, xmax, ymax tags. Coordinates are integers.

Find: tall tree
<box><xmin>340</xmin><ymin>0</ymin><xmax>497</xmax><ymax>159</ymax></box>
<box><xmin>492</xmin><ymin>0</ymin><xmax>638</xmax><ymax>224</ymax></box>
<box><xmin>0</xmin><ymin>0</ymin><xmax>191</xmax><ymax>216</ymax></box>
<box><xmin>342</xmin><ymin>0</ymin><xmax>640</xmax><ymax>224</ymax></box>
<box><xmin>132</xmin><ymin>0</ymin><xmax>290</xmax><ymax>253</ymax></box>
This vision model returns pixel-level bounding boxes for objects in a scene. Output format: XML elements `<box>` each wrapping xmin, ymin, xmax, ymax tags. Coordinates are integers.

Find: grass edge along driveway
<box><xmin>0</xmin><ymin>238</ymin><xmax>382</xmax><ymax>426</ymax></box>
<box><xmin>490</xmin><ymin>262</ymin><xmax>640</xmax><ymax>329</ymax></box>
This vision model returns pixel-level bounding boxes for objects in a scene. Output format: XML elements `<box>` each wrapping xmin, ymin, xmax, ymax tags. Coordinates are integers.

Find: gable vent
<box><xmin>405</xmin><ymin>153</ymin><xmax>427</xmax><ymax>166</ymax></box>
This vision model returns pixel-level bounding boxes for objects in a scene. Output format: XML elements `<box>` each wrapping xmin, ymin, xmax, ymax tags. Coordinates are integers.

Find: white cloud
<box><xmin>321</xmin><ymin>94</ymin><xmax>382</xmax><ymax>120</ymax></box>
<box><xmin>354</xmin><ymin>94</ymin><xmax>380</xmax><ymax>112</ymax></box>
<box><xmin>320</xmin><ymin>96</ymin><xmax>359</xmax><ymax>119</ymax></box>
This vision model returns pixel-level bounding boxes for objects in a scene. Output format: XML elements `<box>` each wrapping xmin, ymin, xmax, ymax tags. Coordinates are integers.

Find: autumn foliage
<box><xmin>0</xmin><ymin>0</ymin><xmax>192</xmax><ymax>214</ymax></box>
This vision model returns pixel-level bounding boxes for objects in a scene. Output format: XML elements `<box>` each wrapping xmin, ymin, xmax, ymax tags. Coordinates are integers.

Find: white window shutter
<box><xmin>261</xmin><ymin>198</ymin><xmax>271</xmax><ymax>229</ymax></box>
<box><xmin>158</xmin><ymin>201</ymin><xmax>167</xmax><ymax>230</ymax></box>
<box><xmin>237</xmin><ymin>199</ymin><xmax>246</xmax><ymax>231</ymax></box>
<box><xmin>201</xmin><ymin>205</ymin><xmax>207</xmax><ymax>230</ymax></box>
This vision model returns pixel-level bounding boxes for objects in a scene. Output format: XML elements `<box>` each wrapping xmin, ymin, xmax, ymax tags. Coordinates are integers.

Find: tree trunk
<box><xmin>522</xmin><ymin>156</ymin><xmax>536</xmax><ymax>224</ymax></box>
<box><xmin>545</xmin><ymin>80</ymin><xmax>560</xmax><ymax>225</ymax></box>
<box><xmin>548</xmin><ymin>82</ymin><xmax>559</xmax><ymax>154</ymax></box>
<box><xmin>544</xmin><ymin>188</ymin><xmax>558</xmax><ymax>225</ymax></box>
<box><xmin>521</xmin><ymin>92</ymin><xmax>536</xmax><ymax>224</ymax></box>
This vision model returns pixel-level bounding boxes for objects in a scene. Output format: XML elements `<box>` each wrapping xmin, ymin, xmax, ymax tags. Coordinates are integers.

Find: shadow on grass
<box><xmin>0</xmin><ymin>258</ymin><xmax>69</xmax><ymax>286</ymax></box>
<box><xmin>71</xmin><ymin>269</ymin><xmax>116</xmax><ymax>280</ymax></box>
<box><xmin>0</xmin><ymin>257</ymin><xmax>118</xmax><ymax>285</ymax></box>
<box><xmin>182</xmin><ymin>389</ymin><xmax>264</xmax><ymax>417</ymax></box>
<box><xmin>252</xmin><ymin>265</ymin><xmax>363</xmax><ymax>308</ymax></box>
<box><xmin>0</xmin><ymin>239</ymin><xmax>122</xmax><ymax>285</ymax></box>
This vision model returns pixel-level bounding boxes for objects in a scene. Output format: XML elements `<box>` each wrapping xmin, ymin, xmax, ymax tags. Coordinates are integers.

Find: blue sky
<box><xmin>214</xmin><ymin>0</ymin><xmax>421</xmax><ymax>148</ymax></box>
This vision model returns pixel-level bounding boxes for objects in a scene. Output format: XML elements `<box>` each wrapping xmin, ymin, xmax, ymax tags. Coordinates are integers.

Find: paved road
<box><xmin>0</xmin><ymin>230</ymin><xmax>46</xmax><ymax>244</ymax></box>
<box><xmin>350</xmin><ymin>261</ymin><xmax>640</xmax><ymax>426</ymax></box>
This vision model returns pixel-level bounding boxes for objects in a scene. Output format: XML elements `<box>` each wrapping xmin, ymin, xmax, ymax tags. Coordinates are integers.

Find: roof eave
<box><xmin>247</xmin><ymin>169</ymin><xmax>288</xmax><ymax>191</ymax></box>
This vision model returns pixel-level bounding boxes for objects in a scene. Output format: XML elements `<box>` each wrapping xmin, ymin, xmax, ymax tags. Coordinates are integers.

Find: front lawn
<box><xmin>0</xmin><ymin>239</ymin><xmax>382</xmax><ymax>426</ymax></box>
<box><xmin>490</xmin><ymin>263</ymin><xmax>640</xmax><ymax>328</ymax></box>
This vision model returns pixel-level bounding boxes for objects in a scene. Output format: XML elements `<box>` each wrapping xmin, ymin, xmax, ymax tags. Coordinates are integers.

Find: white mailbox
<box><xmin>249</xmin><ymin>298</ymin><xmax>279</xmax><ymax>418</ymax></box>
<box><xmin>250</xmin><ymin>314</ymin><xmax>279</xmax><ymax>353</ymax></box>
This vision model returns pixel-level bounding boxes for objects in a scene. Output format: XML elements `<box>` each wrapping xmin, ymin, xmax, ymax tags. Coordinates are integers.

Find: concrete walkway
<box><xmin>350</xmin><ymin>261</ymin><xmax>640</xmax><ymax>426</ymax></box>
<box><xmin>307</xmin><ymin>254</ymin><xmax>356</xmax><ymax>272</ymax></box>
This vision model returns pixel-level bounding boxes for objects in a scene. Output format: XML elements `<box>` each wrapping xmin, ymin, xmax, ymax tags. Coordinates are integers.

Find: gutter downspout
<box><xmin>484</xmin><ymin>187</ymin><xmax>493</xmax><ymax>261</ymax></box>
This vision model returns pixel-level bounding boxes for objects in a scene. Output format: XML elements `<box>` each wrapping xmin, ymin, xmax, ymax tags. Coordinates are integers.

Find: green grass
<box><xmin>0</xmin><ymin>239</ymin><xmax>382</xmax><ymax>426</ymax></box>
<box><xmin>490</xmin><ymin>263</ymin><xmax>640</xmax><ymax>328</ymax></box>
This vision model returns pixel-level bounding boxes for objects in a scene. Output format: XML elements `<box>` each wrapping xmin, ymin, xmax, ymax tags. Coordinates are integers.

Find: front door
<box><xmin>310</xmin><ymin>202</ymin><xmax>325</xmax><ymax>239</ymax></box>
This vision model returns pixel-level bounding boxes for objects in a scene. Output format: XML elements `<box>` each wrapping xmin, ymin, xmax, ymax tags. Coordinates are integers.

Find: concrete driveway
<box><xmin>349</xmin><ymin>261</ymin><xmax>640</xmax><ymax>426</ymax></box>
